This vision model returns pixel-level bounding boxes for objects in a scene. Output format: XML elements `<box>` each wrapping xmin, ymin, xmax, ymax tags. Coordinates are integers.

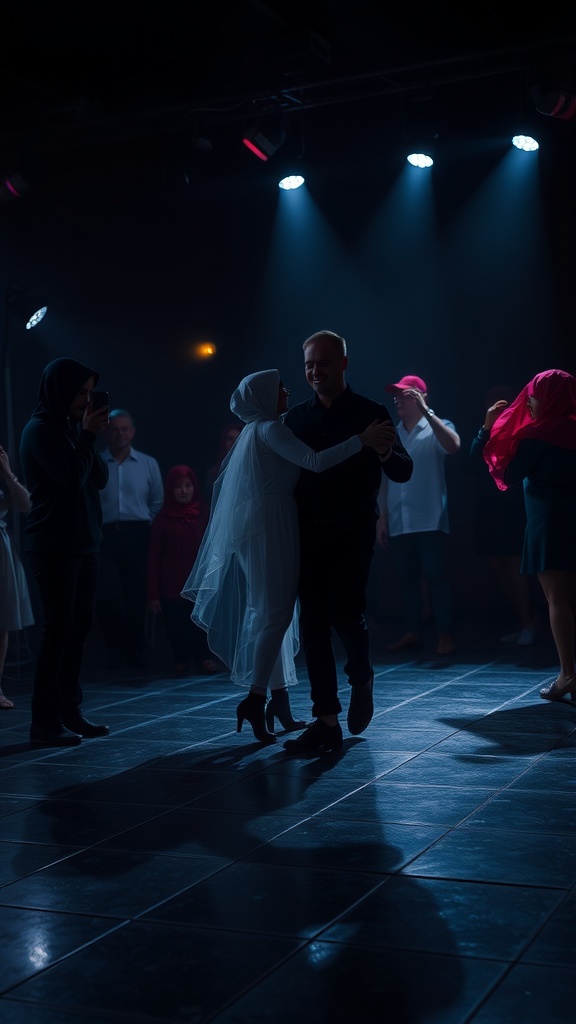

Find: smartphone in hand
<box><xmin>92</xmin><ymin>390</ymin><xmax>109</xmax><ymax>411</ymax></box>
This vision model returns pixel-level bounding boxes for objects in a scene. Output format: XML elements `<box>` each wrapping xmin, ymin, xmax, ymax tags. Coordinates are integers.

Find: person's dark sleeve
<box><xmin>462</xmin><ymin>427</ymin><xmax>491</xmax><ymax>476</ymax></box>
<box><xmin>379</xmin><ymin>431</ymin><xmax>413</xmax><ymax>482</ymax></box>
<box><xmin>368</xmin><ymin>401</ymin><xmax>413</xmax><ymax>483</ymax></box>
<box><xmin>91</xmin><ymin>451</ymin><xmax>109</xmax><ymax>489</ymax></box>
<box><xmin>377</xmin><ymin>413</ymin><xmax>412</xmax><ymax>481</ymax></box>
<box><xmin>30</xmin><ymin>423</ymin><xmax>104</xmax><ymax>490</ymax></box>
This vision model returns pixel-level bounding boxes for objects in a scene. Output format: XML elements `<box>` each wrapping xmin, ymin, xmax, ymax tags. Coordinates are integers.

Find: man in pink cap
<box><xmin>377</xmin><ymin>374</ymin><xmax>460</xmax><ymax>656</ymax></box>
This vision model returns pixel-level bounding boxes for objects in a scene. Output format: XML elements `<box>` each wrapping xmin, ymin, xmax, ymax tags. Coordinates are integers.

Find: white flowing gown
<box><xmin>182</xmin><ymin>370</ymin><xmax>362</xmax><ymax>690</ymax></box>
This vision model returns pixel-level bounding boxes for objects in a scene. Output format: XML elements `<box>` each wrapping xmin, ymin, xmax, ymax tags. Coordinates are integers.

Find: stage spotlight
<box><xmin>401</xmin><ymin>89</ymin><xmax>439</xmax><ymax>170</ymax></box>
<box><xmin>278</xmin><ymin>174</ymin><xmax>305</xmax><ymax>190</ymax></box>
<box><xmin>512</xmin><ymin>135</ymin><xmax>539</xmax><ymax>152</ymax></box>
<box><xmin>6</xmin><ymin>281</ymin><xmax>47</xmax><ymax>329</ymax></box>
<box><xmin>405</xmin><ymin>129</ymin><xmax>437</xmax><ymax>168</ymax></box>
<box><xmin>242</xmin><ymin>116</ymin><xmax>286</xmax><ymax>162</ymax></box>
<box><xmin>26</xmin><ymin>306</ymin><xmax>48</xmax><ymax>328</ymax></box>
<box><xmin>407</xmin><ymin>151</ymin><xmax>433</xmax><ymax>168</ymax></box>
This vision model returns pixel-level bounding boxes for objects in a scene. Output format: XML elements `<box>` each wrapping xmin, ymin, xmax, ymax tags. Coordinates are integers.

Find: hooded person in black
<box><xmin>20</xmin><ymin>357</ymin><xmax>110</xmax><ymax>746</ymax></box>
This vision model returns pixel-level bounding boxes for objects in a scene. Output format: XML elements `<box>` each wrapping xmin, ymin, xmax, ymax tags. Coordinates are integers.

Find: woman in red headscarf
<box><xmin>483</xmin><ymin>369</ymin><xmax>576</xmax><ymax>701</ymax></box>
<box><xmin>148</xmin><ymin>466</ymin><xmax>221</xmax><ymax>675</ymax></box>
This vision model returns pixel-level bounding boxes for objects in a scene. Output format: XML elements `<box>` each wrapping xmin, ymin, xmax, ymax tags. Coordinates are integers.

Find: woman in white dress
<box><xmin>0</xmin><ymin>445</ymin><xmax>34</xmax><ymax>708</ymax></box>
<box><xmin>182</xmin><ymin>369</ymin><xmax>389</xmax><ymax>744</ymax></box>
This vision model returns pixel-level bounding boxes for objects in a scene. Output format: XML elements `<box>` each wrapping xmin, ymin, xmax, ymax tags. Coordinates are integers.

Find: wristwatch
<box><xmin>425</xmin><ymin>408</ymin><xmax>435</xmax><ymax>418</ymax></box>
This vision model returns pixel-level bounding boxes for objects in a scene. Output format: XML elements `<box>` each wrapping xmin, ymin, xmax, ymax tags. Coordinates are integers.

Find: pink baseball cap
<box><xmin>385</xmin><ymin>374</ymin><xmax>428</xmax><ymax>394</ymax></box>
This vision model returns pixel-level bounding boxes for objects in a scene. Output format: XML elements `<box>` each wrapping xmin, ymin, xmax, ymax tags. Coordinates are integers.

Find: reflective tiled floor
<box><xmin>1</xmin><ymin>621</ymin><xmax>576</xmax><ymax>1023</ymax></box>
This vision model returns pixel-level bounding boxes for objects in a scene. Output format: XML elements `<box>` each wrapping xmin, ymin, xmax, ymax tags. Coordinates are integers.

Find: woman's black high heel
<box><xmin>265</xmin><ymin>688</ymin><xmax>306</xmax><ymax>734</ymax></box>
<box><xmin>237</xmin><ymin>692</ymin><xmax>276</xmax><ymax>744</ymax></box>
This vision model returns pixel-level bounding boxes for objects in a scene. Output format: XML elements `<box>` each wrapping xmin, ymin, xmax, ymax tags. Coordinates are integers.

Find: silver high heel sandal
<box><xmin>540</xmin><ymin>676</ymin><xmax>576</xmax><ymax>702</ymax></box>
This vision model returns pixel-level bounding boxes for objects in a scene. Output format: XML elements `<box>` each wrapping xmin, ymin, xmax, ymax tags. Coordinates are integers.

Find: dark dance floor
<box><xmin>1</xmin><ymin>618</ymin><xmax>576</xmax><ymax>1023</ymax></box>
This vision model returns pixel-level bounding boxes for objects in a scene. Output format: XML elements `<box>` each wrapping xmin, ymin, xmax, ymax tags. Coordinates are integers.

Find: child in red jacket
<box><xmin>148</xmin><ymin>465</ymin><xmax>221</xmax><ymax>675</ymax></box>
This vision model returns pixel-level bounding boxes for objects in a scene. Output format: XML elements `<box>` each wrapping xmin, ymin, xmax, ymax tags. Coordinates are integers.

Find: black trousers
<box><xmin>160</xmin><ymin>598</ymin><xmax>211</xmax><ymax>665</ymax></box>
<box><xmin>96</xmin><ymin>521</ymin><xmax>150</xmax><ymax>653</ymax></box>
<box><xmin>297</xmin><ymin>518</ymin><xmax>376</xmax><ymax>718</ymax></box>
<box><xmin>27</xmin><ymin>550</ymin><xmax>99</xmax><ymax>728</ymax></box>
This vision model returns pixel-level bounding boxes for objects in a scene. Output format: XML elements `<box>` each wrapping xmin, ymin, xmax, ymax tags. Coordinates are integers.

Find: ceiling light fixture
<box><xmin>407</xmin><ymin>151</ymin><xmax>434</xmax><ymax>168</ymax></box>
<box><xmin>532</xmin><ymin>86</ymin><xmax>576</xmax><ymax>121</ymax></box>
<box><xmin>511</xmin><ymin>134</ymin><xmax>539</xmax><ymax>152</ymax></box>
<box><xmin>242</xmin><ymin>116</ymin><xmax>286</xmax><ymax>162</ymax></box>
<box><xmin>278</xmin><ymin>174</ymin><xmax>305</xmax><ymax>190</ymax></box>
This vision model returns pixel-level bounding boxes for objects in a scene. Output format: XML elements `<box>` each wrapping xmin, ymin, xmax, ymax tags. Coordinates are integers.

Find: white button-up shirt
<box><xmin>100</xmin><ymin>447</ymin><xmax>164</xmax><ymax>524</ymax></box>
<box><xmin>382</xmin><ymin>417</ymin><xmax>455</xmax><ymax>535</ymax></box>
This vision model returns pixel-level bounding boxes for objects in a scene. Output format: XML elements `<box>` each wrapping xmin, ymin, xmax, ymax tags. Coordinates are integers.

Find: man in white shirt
<box><xmin>377</xmin><ymin>375</ymin><xmax>460</xmax><ymax>656</ymax></box>
<box><xmin>96</xmin><ymin>409</ymin><xmax>163</xmax><ymax>669</ymax></box>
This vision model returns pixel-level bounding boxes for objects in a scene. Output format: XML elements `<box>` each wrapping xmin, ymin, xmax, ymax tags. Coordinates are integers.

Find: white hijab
<box><xmin>217</xmin><ymin>368</ymin><xmax>279</xmax><ymax>541</ymax></box>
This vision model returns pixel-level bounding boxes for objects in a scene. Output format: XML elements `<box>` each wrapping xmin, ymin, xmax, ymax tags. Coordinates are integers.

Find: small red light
<box><xmin>242</xmin><ymin>138</ymin><xmax>269</xmax><ymax>161</ymax></box>
<box><xmin>4</xmin><ymin>179</ymin><xmax>21</xmax><ymax>198</ymax></box>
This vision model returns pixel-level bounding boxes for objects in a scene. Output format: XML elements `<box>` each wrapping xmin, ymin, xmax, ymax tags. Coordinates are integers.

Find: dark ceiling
<box><xmin>2</xmin><ymin>0</ymin><xmax>576</xmax><ymax>166</ymax></box>
<box><xmin>2</xmin><ymin>1</ymin><xmax>576</xmax><ymax>473</ymax></box>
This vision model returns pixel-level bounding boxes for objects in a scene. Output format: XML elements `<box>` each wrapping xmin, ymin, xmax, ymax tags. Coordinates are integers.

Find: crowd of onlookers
<box><xmin>0</xmin><ymin>404</ymin><xmax>244</xmax><ymax>701</ymax></box>
<box><xmin>0</xmin><ymin>373</ymin><xmax>541</xmax><ymax>710</ymax></box>
<box><xmin>1</xmin><ymin>352</ymin><xmax>574</xmax><ymax>751</ymax></box>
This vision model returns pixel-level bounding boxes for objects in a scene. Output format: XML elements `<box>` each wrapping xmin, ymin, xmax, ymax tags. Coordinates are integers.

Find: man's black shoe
<box><xmin>62</xmin><ymin>714</ymin><xmax>110</xmax><ymax>738</ymax></box>
<box><xmin>30</xmin><ymin>724</ymin><xmax>82</xmax><ymax>747</ymax></box>
<box><xmin>283</xmin><ymin>718</ymin><xmax>343</xmax><ymax>753</ymax></box>
<box><xmin>347</xmin><ymin>673</ymin><xmax>374</xmax><ymax>735</ymax></box>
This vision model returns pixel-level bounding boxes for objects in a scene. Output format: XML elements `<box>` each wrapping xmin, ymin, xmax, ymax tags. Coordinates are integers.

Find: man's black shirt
<box><xmin>284</xmin><ymin>385</ymin><xmax>413</xmax><ymax>526</ymax></box>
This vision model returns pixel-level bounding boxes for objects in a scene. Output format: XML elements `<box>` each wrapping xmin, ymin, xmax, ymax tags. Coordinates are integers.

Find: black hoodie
<box><xmin>19</xmin><ymin>357</ymin><xmax>109</xmax><ymax>553</ymax></box>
